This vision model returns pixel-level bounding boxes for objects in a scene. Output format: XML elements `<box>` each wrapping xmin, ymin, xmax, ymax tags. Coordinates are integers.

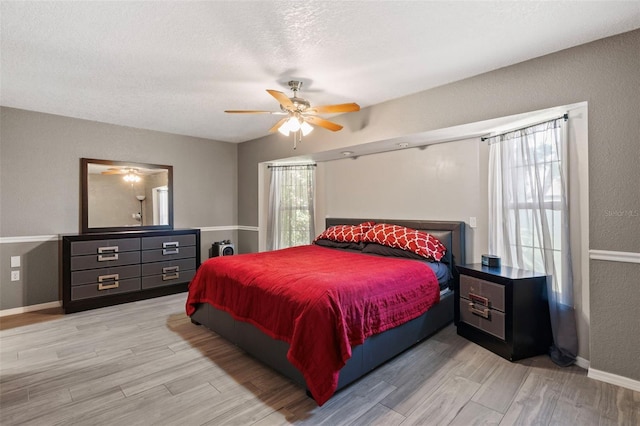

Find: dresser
<box><xmin>62</xmin><ymin>229</ymin><xmax>200</xmax><ymax>313</ymax></box>
<box><xmin>455</xmin><ymin>264</ymin><xmax>552</xmax><ymax>361</ymax></box>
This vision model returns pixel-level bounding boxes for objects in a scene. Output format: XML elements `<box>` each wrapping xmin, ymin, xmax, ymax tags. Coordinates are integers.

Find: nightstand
<box><xmin>455</xmin><ymin>264</ymin><xmax>552</xmax><ymax>361</ymax></box>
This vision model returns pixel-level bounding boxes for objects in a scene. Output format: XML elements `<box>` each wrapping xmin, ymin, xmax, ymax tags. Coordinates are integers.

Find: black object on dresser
<box><xmin>455</xmin><ymin>263</ymin><xmax>552</xmax><ymax>361</ymax></box>
<box><xmin>62</xmin><ymin>229</ymin><xmax>200</xmax><ymax>313</ymax></box>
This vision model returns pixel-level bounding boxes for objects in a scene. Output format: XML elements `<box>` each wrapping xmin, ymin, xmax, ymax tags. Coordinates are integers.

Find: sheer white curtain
<box><xmin>267</xmin><ymin>164</ymin><xmax>316</xmax><ymax>251</ymax></box>
<box><xmin>488</xmin><ymin>117</ymin><xmax>577</xmax><ymax>366</ymax></box>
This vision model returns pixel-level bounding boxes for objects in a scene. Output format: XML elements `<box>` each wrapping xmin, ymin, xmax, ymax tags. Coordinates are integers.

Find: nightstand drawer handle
<box><xmin>469</xmin><ymin>292</ymin><xmax>489</xmax><ymax>307</ymax></box>
<box><xmin>468</xmin><ymin>302</ymin><xmax>490</xmax><ymax>319</ymax></box>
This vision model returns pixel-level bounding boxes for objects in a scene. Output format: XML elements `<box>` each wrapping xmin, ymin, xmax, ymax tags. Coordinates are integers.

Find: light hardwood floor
<box><xmin>1</xmin><ymin>293</ymin><xmax>638</xmax><ymax>425</ymax></box>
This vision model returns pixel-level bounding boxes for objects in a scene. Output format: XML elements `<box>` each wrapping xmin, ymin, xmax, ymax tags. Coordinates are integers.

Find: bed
<box><xmin>186</xmin><ymin>218</ymin><xmax>465</xmax><ymax>405</ymax></box>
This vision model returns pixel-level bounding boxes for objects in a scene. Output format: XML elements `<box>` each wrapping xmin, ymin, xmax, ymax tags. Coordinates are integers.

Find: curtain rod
<box><xmin>481</xmin><ymin>113</ymin><xmax>568</xmax><ymax>142</ymax></box>
<box><xmin>267</xmin><ymin>164</ymin><xmax>316</xmax><ymax>169</ymax></box>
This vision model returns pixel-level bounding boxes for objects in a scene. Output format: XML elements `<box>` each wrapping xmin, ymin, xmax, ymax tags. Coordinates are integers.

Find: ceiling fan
<box><xmin>102</xmin><ymin>167</ymin><xmax>141</xmax><ymax>182</ymax></box>
<box><xmin>225</xmin><ymin>80</ymin><xmax>360</xmax><ymax>148</ymax></box>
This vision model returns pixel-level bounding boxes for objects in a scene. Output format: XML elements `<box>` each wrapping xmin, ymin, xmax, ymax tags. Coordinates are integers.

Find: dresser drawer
<box><xmin>70</xmin><ymin>251</ymin><xmax>140</xmax><ymax>271</ymax></box>
<box><xmin>70</xmin><ymin>251</ymin><xmax>141</xmax><ymax>271</ymax></box>
<box><xmin>141</xmin><ymin>234</ymin><xmax>196</xmax><ymax>250</ymax></box>
<box><xmin>70</xmin><ymin>238</ymin><xmax>140</xmax><ymax>256</ymax></box>
<box><xmin>71</xmin><ymin>278</ymin><xmax>141</xmax><ymax>300</ymax></box>
<box><xmin>141</xmin><ymin>258</ymin><xmax>196</xmax><ymax>277</ymax></box>
<box><xmin>142</xmin><ymin>269</ymin><xmax>196</xmax><ymax>289</ymax></box>
<box><xmin>459</xmin><ymin>298</ymin><xmax>505</xmax><ymax>340</ymax></box>
<box><xmin>460</xmin><ymin>274</ymin><xmax>505</xmax><ymax>312</ymax></box>
<box><xmin>141</xmin><ymin>246</ymin><xmax>196</xmax><ymax>263</ymax></box>
<box><xmin>71</xmin><ymin>264</ymin><xmax>140</xmax><ymax>286</ymax></box>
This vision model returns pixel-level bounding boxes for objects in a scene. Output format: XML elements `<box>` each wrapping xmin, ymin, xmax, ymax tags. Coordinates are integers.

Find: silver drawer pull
<box><xmin>468</xmin><ymin>302</ymin><xmax>490</xmax><ymax>319</ymax></box>
<box><xmin>98</xmin><ymin>246</ymin><xmax>119</xmax><ymax>253</ymax></box>
<box><xmin>98</xmin><ymin>274</ymin><xmax>120</xmax><ymax>290</ymax></box>
<box><xmin>162</xmin><ymin>266</ymin><xmax>179</xmax><ymax>273</ymax></box>
<box><xmin>98</xmin><ymin>282</ymin><xmax>120</xmax><ymax>290</ymax></box>
<box><xmin>162</xmin><ymin>242</ymin><xmax>179</xmax><ymax>255</ymax></box>
<box><xmin>162</xmin><ymin>272</ymin><xmax>180</xmax><ymax>281</ymax></box>
<box><xmin>98</xmin><ymin>253</ymin><xmax>119</xmax><ymax>261</ymax></box>
<box><xmin>469</xmin><ymin>292</ymin><xmax>489</xmax><ymax>307</ymax></box>
<box><xmin>97</xmin><ymin>246</ymin><xmax>119</xmax><ymax>261</ymax></box>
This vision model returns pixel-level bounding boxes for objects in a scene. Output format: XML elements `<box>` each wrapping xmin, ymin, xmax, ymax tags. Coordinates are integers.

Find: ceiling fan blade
<box><xmin>269</xmin><ymin>117</ymin><xmax>289</xmax><ymax>133</ymax></box>
<box><xmin>224</xmin><ymin>110</ymin><xmax>274</xmax><ymax>114</ymax></box>
<box><xmin>102</xmin><ymin>168</ymin><xmax>126</xmax><ymax>175</ymax></box>
<box><xmin>267</xmin><ymin>90</ymin><xmax>295</xmax><ymax>110</ymax></box>
<box><xmin>307</xmin><ymin>103</ymin><xmax>360</xmax><ymax>114</ymax></box>
<box><xmin>305</xmin><ymin>116</ymin><xmax>343</xmax><ymax>132</ymax></box>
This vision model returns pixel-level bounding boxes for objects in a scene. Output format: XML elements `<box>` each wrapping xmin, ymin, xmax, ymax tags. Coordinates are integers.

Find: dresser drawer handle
<box><xmin>162</xmin><ymin>242</ymin><xmax>179</xmax><ymax>255</ymax></box>
<box><xmin>98</xmin><ymin>246</ymin><xmax>119</xmax><ymax>254</ymax></box>
<box><xmin>468</xmin><ymin>302</ymin><xmax>490</xmax><ymax>319</ymax></box>
<box><xmin>97</xmin><ymin>246</ymin><xmax>119</xmax><ymax>261</ymax></box>
<box><xmin>162</xmin><ymin>272</ymin><xmax>179</xmax><ymax>281</ymax></box>
<box><xmin>469</xmin><ymin>292</ymin><xmax>489</xmax><ymax>307</ymax></box>
<box><xmin>98</xmin><ymin>273</ymin><xmax>119</xmax><ymax>290</ymax></box>
<box><xmin>162</xmin><ymin>266</ymin><xmax>179</xmax><ymax>280</ymax></box>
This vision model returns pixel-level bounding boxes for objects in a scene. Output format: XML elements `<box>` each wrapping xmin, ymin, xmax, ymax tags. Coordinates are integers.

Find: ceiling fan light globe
<box><xmin>288</xmin><ymin>117</ymin><xmax>301</xmax><ymax>132</ymax></box>
<box><xmin>300</xmin><ymin>121</ymin><xmax>313</xmax><ymax>136</ymax></box>
<box><xmin>278</xmin><ymin>124</ymin><xmax>290</xmax><ymax>136</ymax></box>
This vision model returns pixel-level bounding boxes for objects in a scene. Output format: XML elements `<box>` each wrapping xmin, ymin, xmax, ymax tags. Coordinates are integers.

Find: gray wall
<box><xmin>0</xmin><ymin>107</ymin><xmax>238</xmax><ymax>310</ymax></box>
<box><xmin>321</xmin><ymin>138</ymin><xmax>488</xmax><ymax>264</ymax></box>
<box><xmin>238</xmin><ymin>30</ymin><xmax>640</xmax><ymax>382</ymax></box>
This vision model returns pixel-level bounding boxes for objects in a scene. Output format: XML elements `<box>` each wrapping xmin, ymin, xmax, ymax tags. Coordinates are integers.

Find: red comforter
<box><xmin>185</xmin><ymin>244</ymin><xmax>440</xmax><ymax>405</ymax></box>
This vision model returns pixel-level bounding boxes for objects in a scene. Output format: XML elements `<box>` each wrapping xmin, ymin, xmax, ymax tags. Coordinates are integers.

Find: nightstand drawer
<box><xmin>460</xmin><ymin>274</ymin><xmax>505</xmax><ymax>312</ymax></box>
<box><xmin>459</xmin><ymin>298</ymin><xmax>505</xmax><ymax>340</ymax></box>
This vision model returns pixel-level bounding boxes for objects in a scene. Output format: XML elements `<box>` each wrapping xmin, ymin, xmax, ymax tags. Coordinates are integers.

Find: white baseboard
<box><xmin>575</xmin><ymin>356</ymin><xmax>589</xmax><ymax>370</ymax></box>
<box><xmin>588</xmin><ymin>367</ymin><xmax>640</xmax><ymax>392</ymax></box>
<box><xmin>0</xmin><ymin>301</ymin><xmax>62</xmax><ymax>317</ymax></box>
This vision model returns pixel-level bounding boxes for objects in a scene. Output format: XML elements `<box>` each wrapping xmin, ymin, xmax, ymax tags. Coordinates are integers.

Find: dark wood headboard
<box><xmin>325</xmin><ymin>218</ymin><xmax>466</xmax><ymax>288</ymax></box>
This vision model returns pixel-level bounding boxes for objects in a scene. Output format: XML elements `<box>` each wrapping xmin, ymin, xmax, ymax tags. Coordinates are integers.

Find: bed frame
<box><xmin>189</xmin><ymin>218</ymin><xmax>465</xmax><ymax>397</ymax></box>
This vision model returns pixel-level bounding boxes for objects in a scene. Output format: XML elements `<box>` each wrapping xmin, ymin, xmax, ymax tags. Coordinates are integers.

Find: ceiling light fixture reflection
<box><xmin>123</xmin><ymin>170</ymin><xmax>140</xmax><ymax>183</ymax></box>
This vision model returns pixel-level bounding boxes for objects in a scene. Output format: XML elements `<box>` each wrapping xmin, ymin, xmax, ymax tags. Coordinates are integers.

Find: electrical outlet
<box><xmin>11</xmin><ymin>270</ymin><xmax>20</xmax><ymax>281</ymax></box>
<box><xmin>470</xmin><ymin>217</ymin><xmax>477</xmax><ymax>228</ymax></box>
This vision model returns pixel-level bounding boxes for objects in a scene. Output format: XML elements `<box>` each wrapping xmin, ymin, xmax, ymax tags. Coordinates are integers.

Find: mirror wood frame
<box><xmin>81</xmin><ymin>158</ymin><xmax>174</xmax><ymax>234</ymax></box>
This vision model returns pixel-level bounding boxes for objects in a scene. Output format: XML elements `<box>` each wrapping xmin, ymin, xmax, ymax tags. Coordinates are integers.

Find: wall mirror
<box><xmin>81</xmin><ymin>158</ymin><xmax>173</xmax><ymax>233</ymax></box>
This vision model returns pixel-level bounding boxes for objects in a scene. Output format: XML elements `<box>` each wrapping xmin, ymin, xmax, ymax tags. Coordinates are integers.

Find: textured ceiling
<box><xmin>2</xmin><ymin>1</ymin><xmax>640</xmax><ymax>143</ymax></box>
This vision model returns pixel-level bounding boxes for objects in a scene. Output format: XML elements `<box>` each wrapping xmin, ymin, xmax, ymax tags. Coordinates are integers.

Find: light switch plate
<box><xmin>11</xmin><ymin>256</ymin><xmax>21</xmax><ymax>268</ymax></box>
<box><xmin>469</xmin><ymin>217</ymin><xmax>477</xmax><ymax>228</ymax></box>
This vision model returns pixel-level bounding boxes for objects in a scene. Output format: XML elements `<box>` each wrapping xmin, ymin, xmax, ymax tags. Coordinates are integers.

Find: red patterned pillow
<box><xmin>362</xmin><ymin>223</ymin><xmax>447</xmax><ymax>261</ymax></box>
<box><xmin>313</xmin><ymin>221</ymin><xmax>375</xmax><ymax>244</ymax></box>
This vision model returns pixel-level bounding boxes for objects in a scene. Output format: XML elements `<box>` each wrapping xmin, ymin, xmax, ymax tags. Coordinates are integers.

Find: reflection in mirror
<box><xmin>81</xmin><ymin>158</ymin><xmax>173</xmax><ymax>233</ymax></box>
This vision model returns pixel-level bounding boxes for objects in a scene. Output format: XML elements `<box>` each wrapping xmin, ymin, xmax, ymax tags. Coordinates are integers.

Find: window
<box><xmin>488</xmin><ymin>115</ymin><xmax>577</xmax><ymax>365</ymax></box>
<box><xmin>267</xmin><ymin>164</ymin><xmax>316</xmax><ymax>250</ymax></box>
<box><xmin>489</xmin><ymin>118</ymin><xmax>571</xmax><ymax>303</ymax></box>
